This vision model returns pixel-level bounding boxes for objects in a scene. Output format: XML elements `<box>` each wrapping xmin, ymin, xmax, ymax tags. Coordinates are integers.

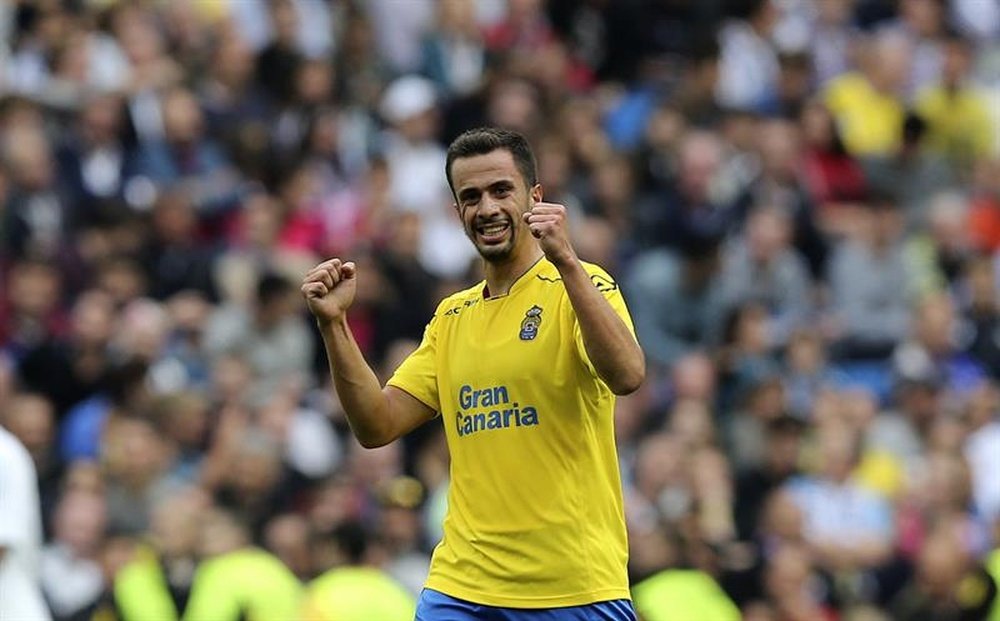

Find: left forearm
<box><xmin>556</xmin><ymin>258</ymin><xmax>645</xmax><ymax>394</ymax></box>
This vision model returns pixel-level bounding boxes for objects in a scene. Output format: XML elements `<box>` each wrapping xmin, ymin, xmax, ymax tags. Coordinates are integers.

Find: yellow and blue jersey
<box><xmin>388</xmin><ymin>257</ymin><xmax>635</xmax><ymax>608</ymax></box>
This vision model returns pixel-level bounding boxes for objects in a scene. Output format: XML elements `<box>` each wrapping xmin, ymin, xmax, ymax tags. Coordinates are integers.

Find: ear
<box><xmin>530</xmin><ymin>184</ymin><xmax>543</xmax><ymax>204</ymax></box>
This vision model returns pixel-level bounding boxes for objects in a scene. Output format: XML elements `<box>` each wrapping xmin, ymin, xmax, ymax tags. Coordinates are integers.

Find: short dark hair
<box><xmin>445</xmin><ymin>127</ymin><xmax>537</xmax><ymax>198</ymax></box>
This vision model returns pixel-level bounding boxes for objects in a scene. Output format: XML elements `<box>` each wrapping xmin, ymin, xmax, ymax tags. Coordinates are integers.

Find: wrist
<box><xmin>316</xmin><ymin>314</ymin><xmax>348</xmax><ymax>333</ymax></box>
<box><xmin>548</xmin><ymin>248</ymin><xmax>579</xmax><ymax>270</ymax></box>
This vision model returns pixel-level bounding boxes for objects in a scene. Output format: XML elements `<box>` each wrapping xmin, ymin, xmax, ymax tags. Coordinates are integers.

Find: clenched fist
<box><xmin>301</xmin><ymin>258</ymin><xmax>357</xmax><ymax>325</ymax></box>
<box><xmin>523</xmin><ymin>202</ymin><xmax>575</xmax><ymax>266</ymax></box>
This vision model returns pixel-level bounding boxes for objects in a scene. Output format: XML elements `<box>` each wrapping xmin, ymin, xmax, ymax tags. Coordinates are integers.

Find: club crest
<box><xmin>519</xmin><ymin>305</ymin><xmax>543</xmax><ymax>341</ymax></box>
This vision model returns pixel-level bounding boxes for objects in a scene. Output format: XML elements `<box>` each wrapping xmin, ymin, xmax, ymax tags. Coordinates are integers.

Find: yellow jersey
<box><xmin>387</xmin><ymin>257</ymin><xmax>634</xmax><ymax>608</ymax></box>
<box><xmin>301</xmin><ymin>567</ymin><xmax>415</xmax><ymax>621</ymax></box>
<box><xmin>824</xmin><ymin>72</ymin><xmax>905</xmax><ymax>156</ymax></box>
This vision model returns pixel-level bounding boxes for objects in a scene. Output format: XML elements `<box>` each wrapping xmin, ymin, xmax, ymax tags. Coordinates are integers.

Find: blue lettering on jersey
<box><xmin>455</xmin><ymin>384</ymin><xmax>540</xmax><ymax>437</ymax></box>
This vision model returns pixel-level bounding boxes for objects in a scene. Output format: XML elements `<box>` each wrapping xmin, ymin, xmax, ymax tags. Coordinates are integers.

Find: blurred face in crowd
<box><xmin>901</xmin><ymin>0</ymin><xmax>945</xmax><ymax>37</ymax></box>
<box><xmin>162</xmin><ymin>89</ymin><xmax>204</xmax><ymax>147</ymax></box>
<box><xmin>451</xmin><ymin>148</ymin><xmax>543</xmax><ymax>264</ymax></box>
<box><xmin>488</xmin><ymin>79</ymin><xmax>540</xmax><ymax>136</ymax></box>
<box><xmin>668</xmin><ymin>360</ymin><xmax>714</xmax><ymax>415</ymax></box>
<box><xmin>438</xmin><ymin>0</ymin><xmax>479</xmax><ymax>38</ymax></box>
<box><xmin>151</xmin><ymin>489</ymin><xmax>207</xmax><ymax>559</ymax></box>
<box><xmin>916</xmin><ymin>293</ymin><xmax>955</xmax><ymax>355</ymax></box>
<box><xmin>762</xmin><ymin>489</ymin><xmax>804</xmax><ymax>540</ymax></box>
<box><xmin>2</xmin><ymin>394</ymin><xmax>54</xmax><ymax>466</ymax></box>
<box><xmin>942</xmin><ymin>39</ymin><xmax>973</xmax><ymax>87</ymax></box>
<box><xmin>817</xmin><ymin>0</ymin><xmax>853</xmax><ymax>26</ymax></box>
<box><xmin>8</xmin><ymin>261</ymin><xmax>60</xmax><ymax>319</ymax></box>
<box><xmin>764</xmin><ymin>543</ymin><xmax>814</xmax><ymax>602</ymax></box>
<box><xmin>53</xmin><ymin>490</ymin><xmax>107</xmax><ymax>558</ymax></box>
<box><xmin>765</xmin><ymin>424</ymin><xmax>802</xmax><ymax>476</ymax></box>
<box><xmin>117</xmin><ymin>299</ymin><xmax>170</xmax><ymax>362</ymax></box>
<box><xmin>5</xmin><ymin>127</ymin><xmax>55</xmax><ymax>190</ymax></box>
<box><xmin>153</xmin><ymin>192</ymin><xmax>197</xmax><ymax>243</ymax></box>
<box><xmin>213</xmin><ymin>32</ymin><xmax>255</xmax><ymax>88</ymax></box>
<box><xmin>104</xmin><ymin>416</ymin><xmax>167</xmax><ymax>487</ymax></box>
<box><xmin>917</xmin><ymin>530</ymin><xmax>967</xmax><ymax>599</ymax></box>
<box><xmin>965</xmin><ymin>380</ymin><xmax>1000</xmax><ymax>429</ymax></box>
<box><xmin>633</xmin><ymin>433</ymin><xmax>686</xmax><ymax>499</ymax></box>
<box><xmin>757</xmin><ymin>120</ymin><xmax>800</xmax><ymax>183</ymax></box>
<box><xmin>800</xmin><ymin>101</ymin><xmax>837</xmax><ymax>150</ymax></box>
<box><xmin>677</xmin><ymin>131</ymin><xmax>723</xmax><ymax>204</ymax></box>
<box><xmin>80</xmin><ymin>95</ymin><xmax>123</xmax><ymax>146</ymax></box>
<box><xmin>817</xmin><ymin>426</ymin><xmax>858</xmax><ymax>483</ymax></box>
<box><xmin>199</xmin><ymin>509</ymin><xmax>249</xmax><ymax>558</ymax></box>
<box><xmin>71</xmin><ymin>290</ymin><xmax>116</xmax><ymax>348</ymax></box>
<box><xmin>923</xmin><ymin>451</ymin><xmax>972</xmax><ymax>512</ymax></box>
<box><xmin>669</xmin><ymin>399</ymin><xmax>714</xmax><ymax>449</ymax></box>
<box><xmin>867</xmin><ymin>32</ymin><xmax>912</xmax><ymax>95</ymax></box>
<box><xmin>927</xmin><ymin>193</ymin><xmax>969</xmax><ymax>255</ymax></box>
<box><xmin>264</xmin><ymin>514</ymin><xmax>313</xmax><ymax>579</ymax></box>
<box><xmin>229</xmin><ymin>432</ymin><xmax>283</xmax><ymax>499</ymax></box>
<box><xmin>746</xmin><ymin>206</ymin><xmax>792</xmax><ymax>263</ymax></box>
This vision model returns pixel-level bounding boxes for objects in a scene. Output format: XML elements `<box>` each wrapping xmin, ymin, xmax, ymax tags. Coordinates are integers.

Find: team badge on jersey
<box><xmin>519</xmin><ymin>305</ymin><xmax>543</xmax><ymax>340</ymax></box>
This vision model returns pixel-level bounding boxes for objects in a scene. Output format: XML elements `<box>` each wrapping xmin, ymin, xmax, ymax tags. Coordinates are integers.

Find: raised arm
<box><xmin>302</xmin><ymin>259</ymin><xmax>436</xmax><ymax>448</ymax></box>
<box><xmin>524</xmin><ymin>203</ymin><xmax>645</xmax><ymax>394</ymax></box>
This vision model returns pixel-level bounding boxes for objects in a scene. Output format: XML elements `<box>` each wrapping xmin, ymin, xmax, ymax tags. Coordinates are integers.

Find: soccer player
<box><xmin>301</xmin><ymin>127</ymin><xmax>644</xmax><ymax>620</ymax></box>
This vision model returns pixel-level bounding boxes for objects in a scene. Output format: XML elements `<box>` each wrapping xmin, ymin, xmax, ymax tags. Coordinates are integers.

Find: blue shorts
<box><xmin>415</xmin><ymin>588</ymin><xmax>637</xmax><ymax>620</ymax></box>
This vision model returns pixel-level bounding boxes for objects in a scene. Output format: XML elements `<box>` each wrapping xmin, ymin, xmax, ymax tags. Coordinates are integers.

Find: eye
<box><xmin>494</xmin><ymin>187</ymin><xmax>510</xmax><ymax>198</ymax></box>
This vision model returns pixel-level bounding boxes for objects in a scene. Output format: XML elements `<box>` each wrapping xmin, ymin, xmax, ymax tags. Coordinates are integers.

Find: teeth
<box><xmin>479</xmin><ymin>222</ymin><xmax>508</xmax><ymax>235</ymax></box>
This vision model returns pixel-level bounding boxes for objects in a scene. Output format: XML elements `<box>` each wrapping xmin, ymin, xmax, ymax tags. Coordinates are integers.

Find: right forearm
<box><xmin>319</xmin><ymin>317</ymin><xmax>393</xmax><ymax>448</ymax></box>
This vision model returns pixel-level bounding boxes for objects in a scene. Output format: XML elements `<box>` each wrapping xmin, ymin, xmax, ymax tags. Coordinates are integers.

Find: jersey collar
<box><xmin>482</xmin><ymin>256</ymin><xmax>548</xmax><ymax>300</ymax></box>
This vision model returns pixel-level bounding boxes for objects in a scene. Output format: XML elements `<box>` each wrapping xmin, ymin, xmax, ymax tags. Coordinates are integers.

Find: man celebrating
<box><xmin>302</xmin><ymin>127</ymin><xmax>644</xmax><ymax>619</ymax></box>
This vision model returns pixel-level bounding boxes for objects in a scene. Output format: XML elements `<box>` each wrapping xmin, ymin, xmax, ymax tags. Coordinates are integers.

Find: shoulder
<box><xmin>433</xmin><ymin>283</ymin><xmax>483</xmax><ymax>318</ymax></box>
<box><xmin>578</xmin><ymin>260</ymin><xmax>622</xmax><ymax>293</ymax></box>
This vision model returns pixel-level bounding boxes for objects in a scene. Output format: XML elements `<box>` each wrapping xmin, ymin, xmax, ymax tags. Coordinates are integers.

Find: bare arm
<box><xmin>318</xmin><ymin>317</ymin><xmax>435</xmax><ymax>448</ymax></box>
<box><xmin>303</xmin><ymin>259</ymin><xmax>436</xmax><ymax>448</ymax></box>
<box><xmin>526</xmin><ymin>203</ymin><xmax>645</xmax><ymax>394</ymax></box>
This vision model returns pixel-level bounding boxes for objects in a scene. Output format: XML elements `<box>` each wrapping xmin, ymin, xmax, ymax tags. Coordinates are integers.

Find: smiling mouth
<box><xmin>475</xmin><ymin>220</ymin><xmax>511</xmax><ymax>244</ymax></box>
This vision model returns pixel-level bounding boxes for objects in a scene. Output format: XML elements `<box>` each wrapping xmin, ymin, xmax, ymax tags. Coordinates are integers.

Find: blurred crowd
<box><xmin>1</xmin><ymin>0</ymin><xmax>1000</xmax><ymax>620</ymax></box>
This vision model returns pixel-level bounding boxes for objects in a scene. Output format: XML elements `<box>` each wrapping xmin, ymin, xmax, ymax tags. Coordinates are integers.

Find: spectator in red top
<box><xmin>799</xmin><ymin>99</ymin><xmax>868</xmax><ymax>238</ymax></box>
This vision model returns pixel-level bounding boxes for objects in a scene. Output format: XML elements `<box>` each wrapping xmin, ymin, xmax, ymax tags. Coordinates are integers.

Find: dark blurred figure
<box><xmin>633</xmin><ymin>130</ymin><xmax>734</xmax><ymax>251</ymax></box>
<box><xmin>139</xmin><ymin>190</ymin><xmax>219</xmax><ymax>302</ymax></box>
<box><xmin>255</xmin><ymin>0</ymin><xmax>303</xmax><ymax>106</ymax></box>
<box><xmin>890</xmin><ymin>528</ymin><xmax>997</xmax><ymax>621</ymax></box>
<box><xmin>2</xmin><ymin>124</ymin><xmax>73</xmax><ymax>262</ymax></box>
<box><xmin>56</xmin><ymin>94</ymin><xmax>128</xmax><ymax>228</ymax></box>
<box><xmin>0</xmin><ymin>259</ymin><xmax>67</xmax><ymax>359</ymax></box>
<box><xmin>733</xmin><ymin>415</ymin><xmax>805</xmax><ymax>540</ymax></box>
<box><xmin>17</xmin><ymin>289</ymin><xmax>115</xmax><ymax>418</ymax></box>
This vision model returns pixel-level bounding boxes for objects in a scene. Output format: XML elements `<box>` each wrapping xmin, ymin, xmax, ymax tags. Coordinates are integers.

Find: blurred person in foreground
<box><xmin>302</xmin><ymin>520</ymin><xmax>414</xmax><ymax>621</ymax></box>
<box><xmin>0</xmin><ymin>420</ymin><xmax>51</xmax><ymax>620</ymax></box>
<box><xmin>301</xmin><ymin>127</ymin><xmax>644</xmax><ymax>619</ymax></box>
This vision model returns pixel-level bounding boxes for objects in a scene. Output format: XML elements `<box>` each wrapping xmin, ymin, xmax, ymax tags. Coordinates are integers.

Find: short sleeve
<box><xmin>573</xmin><ymin>267</ymin><xmax>637</xmax><ymax>377</ymax></box>
<box><xmin>386</xmin><ymin>307</ymin><xmax>442</xmax><ymax>414</ymax></box>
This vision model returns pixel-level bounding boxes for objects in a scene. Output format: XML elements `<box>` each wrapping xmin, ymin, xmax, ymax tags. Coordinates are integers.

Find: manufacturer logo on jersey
<box><xmin>519</xmin><ymin>305</ymin><xmax>543</xmax><ymax>340</ymax></box>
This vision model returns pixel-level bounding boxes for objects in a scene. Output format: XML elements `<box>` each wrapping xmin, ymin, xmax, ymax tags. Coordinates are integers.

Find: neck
<box><xmin>484</xmin><ymin>245</ymin><xmax>544</xmax><ymax>297</ymax></box>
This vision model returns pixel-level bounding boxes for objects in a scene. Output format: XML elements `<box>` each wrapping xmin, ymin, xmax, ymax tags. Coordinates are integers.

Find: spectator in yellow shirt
<box><xmin>917</xmin><ymin>34</ymin><xmax>996</xmax><ymax>169</ymax></box>
<box><xmin>824</xmin><ymin>31</ymin><xmax>910</xmax><ymax>156</ymax></box>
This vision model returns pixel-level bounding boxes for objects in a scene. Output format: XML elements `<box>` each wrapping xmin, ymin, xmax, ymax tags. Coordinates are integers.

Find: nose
<box><xmin>478</xmin><ymin>197</ymin><xmax>502</xmax><ymax>218</ymax></box>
